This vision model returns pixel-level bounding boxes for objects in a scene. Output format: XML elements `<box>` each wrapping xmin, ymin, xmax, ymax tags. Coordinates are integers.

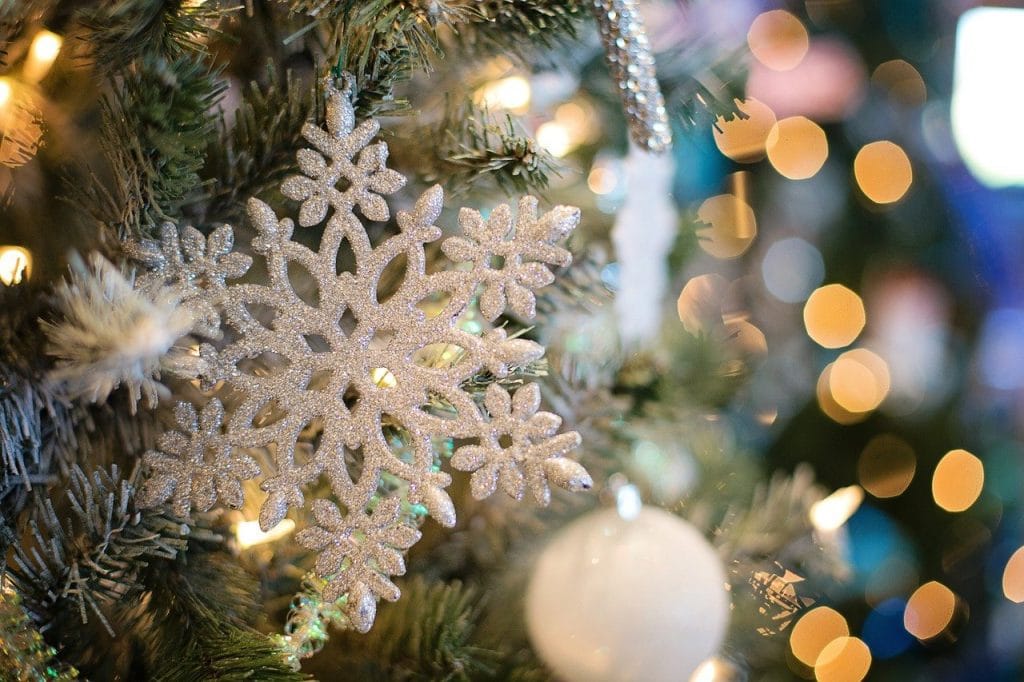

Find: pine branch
<box><xmin>428</xmin><ymin>101</ymin><xmax>556</xmax><ymax>196</ymax></box>
<box><xmin>77</xmin><ymin>0</ymin><xmax>227</xmax><ymax>75</ymax></box>
<box><xmin>8</xmin><ymin>464</ymin><xmax>190</xmax><ymax>637</ymax></box>
<box><xmin>0</xmin><ymin>283</ymin><xmax>79</xmax><ymax>533</ymax></box>
<box><xmin>451</xmin><ymin>0</ymin><xmax>584</xmax><ymax>57</ymax></box>
<box><xmin>307</xmin><ymin>576</ymin><xmax>498</xmax><ymax>681</ymax></box>
<box><xmin>284</xmin><ymin>0</ymin><xmax>463</xmax><ymax>116</ymax></box>
<box><xmin>69</xmin><ymin>53</ymin><xmax>225</xmax><ymax>241</ymax></box>
<box><xmin>711</xmin><ymin>464</ymin><xmax>849</xmax><ymax>583</ymax></box>
<box><xmin>140</xmin><ymin>549</ymin><xmax>306</xmax><ymax>681</ymax></box>
<box><xmin>200</xmin><ymin>68</ymin><xmax>325</xmax><ymax>223</ymax></box>
<box><xmin>659</xmin><ymin>46</ymin><xmax>748</xmax><ymax>132</ymax></box>
<box><xmin>0</xmin><ymin>590</ymin><xmax>79</xmax><ymax>681</ymax></box>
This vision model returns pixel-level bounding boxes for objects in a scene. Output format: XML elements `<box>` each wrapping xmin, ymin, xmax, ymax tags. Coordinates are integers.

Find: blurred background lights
<box><xmin>689</xmin><ymin>656</ymin><xmax>741</xmax><ymax>682</ymax></box>
<box><xmin>748</xmin><ymin>38</ymin><xmax>867</xmax><ymax>122</ymax></box>
<box><xmin>932</xmin><ymin>449</ymin><xmax>984</xmax><ymax>512</ymax></box>
<box><xmin>828</xmin><ymin>348</ymin><xmax>890</xmax><ymax>413</ymax></box>
<box><xmin>0</xmin><ymin>78</ymin><xmax>10</xmax><ymax>108</ymax></box>
<box><xmin>536</xmin><ymin>120</ymin><xmax>572</xmax><ymax>158</ymax></box>
<box><xmin>474</xmin><ymin>75</ymin><xmax>531</xmax><ymax>113</ymax></box>
<box><xmin>976</xmin><ymin>308</ymin><xmax>1024</xmax><ymax>390</ymax></box>
<box><xmin>747</xmin><ymin>10</ymin><xmax>809</xmax><ymax>71</ymax></box>
<box><xmin>677</xmin><ymin>273</ymin><xmax>730</xmax><ymax>334</ymax></box>
<box><xmin>587</xmin><ymin>163</ymin><xmax>618</xmax><ymax>195</ymax></box>
<box><xmin>952</xmin><ymin>7</ymin><xmax>1024</xmax><ymax>187</ymax></box>
<box><xmin>761</xmin><ymin>237</ymin><xmax>825</xmax><ymax>303</ymax></box>
<box><xmin>1002</xmin><ymin>546</ymin><xmax>1024</xmax><ymax>603</ymax></box>
<box><xmin>854</xmin><ymin>141</ymin><xmax>913</xmax><ymax>204</ymax></box>
<box><xmin>871</xmin><ymin>59</ymin><xmax>927</xmax><ymax>107</ymax></box>
<box><xmin>904</xmin><ymin>581</ymin><xmax>958</xmax><ymax>641</ymax></box>
<box><xmin>864</xmin><ymin>555</ymin><xmax>919</xmax><ymax>607</ymax></box>
<box><xmin>696</xmin><ymin>191</ymin><xmax>757</xmax><ymax>259</ymax></box>
<box><xmin>713</xmin><ymin>98</ymin><xmax>777</xmax><ymax>162</ymax></box>
<box><xmin>858</xmin><ymin>434</ymin><xmax>916</xmax><ymax>499</ymax></box>
<box><xmin>789</xmin><ymin>605</ymin><xmax>849</xmax><ymax>667</ymax></box>
<box><xmin>0</xmin><ymin>245</ymin><xmax>32</xmax><ymax>285</ymax></box>
<box><xmin>24</xmin><ymin>30</ymin><xmax>62</xmax><ymax>83</ymax></box>
<box><xmin>862</xmin><ymin>598</ymin><xmax>914</xmax><ymax>659</ymax></box>
<box><xmin>865</xmin><ymin>271</ymin><xmax>952</xmax><ymax>414</ymax></box>
<box><xmin>817</xmin><ymin>363</ymin><xmax>866</xmax><ymax>425</ymax></box>
<box><xmin>810</xmin><ymin>485</ymin><xmax>864</xmax><ymax>532</ymax></box>
<box><xmin>803</xmin><ymin>284</ymin><xmax>866</xmax><ymax>349</ymax></box>
<box><xmin>813</xmin><ymin>636</ymin><xmax>871</xmax><ymax>682</ymax></box>
<box><xmin>766</xmin><ymin>116</ymin><xmax>829</xmax><ymax>180</ymax></box>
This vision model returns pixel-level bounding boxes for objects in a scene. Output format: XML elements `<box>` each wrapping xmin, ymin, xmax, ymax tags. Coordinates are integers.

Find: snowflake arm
<box><xmin>135</xmin><ymin>79</ymin><xmax>590</xmax><ymax>632</ymax></box>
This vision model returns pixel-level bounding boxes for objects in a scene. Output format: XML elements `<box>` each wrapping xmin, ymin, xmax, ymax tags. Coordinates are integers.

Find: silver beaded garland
<box><xmin>590</xmin><ymin>0</ymin><xmax>672</xmax><ymax>153</ymax></box>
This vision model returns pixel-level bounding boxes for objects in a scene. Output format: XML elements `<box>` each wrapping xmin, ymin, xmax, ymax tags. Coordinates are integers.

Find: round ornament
<box><xmin>525</xmin><ymin>505</ymin><xmax>730</xmax><ymax>682</ymax></box>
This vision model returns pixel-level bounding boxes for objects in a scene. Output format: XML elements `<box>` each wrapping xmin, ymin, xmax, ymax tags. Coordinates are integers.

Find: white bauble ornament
<box><xmin>525</xmin><ymin>505</ymin><xmax>729</xmax><ymax>682</ymax></box>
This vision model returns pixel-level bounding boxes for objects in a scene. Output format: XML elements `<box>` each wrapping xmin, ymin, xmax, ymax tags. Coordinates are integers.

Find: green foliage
<box><xmin>660</xmin><ymin>47</ymin><xmax>748</xmax><ymax>131</ymax></box>
<box><xmin>72</xmin><ymin>54</ymin><xmax>224</xmax><ymax>240</ymax></box>
<box><xmin>8</xmin><ymin>464</ymin><xmax>189</xmax><ymax>635</ymax></box>
<box><xmin>308</xmin><ymin>576</ymin><xmax>497</xmax><ymax>681</ymax></box>
<box><xmin>200</xmin><ymin>69</ymin><xmax>324</xmax><ymax>223</ymax></box>
<box><xmin>285</xmin><ymin>1</ymin><xmax>461</xmax><ymax>115</ymax></box>
<box><xmin>0</xmin><ymin>283</ymin><xmax>78</xmax><ymax>537</ymax></box>
<box><xmin>431</xmin><ymin>101</ymin><xmax>557</xmax><ymax>196</ymax></box>
<box><xmin>453</xmin><ymin>0</ymin><xmax>585</xmax><ymax>56</ymax></box>
<box><xmin>0</xmin><ymin>590</ymin><xmax>79</xmax><ymax>681</ymax></box>
<box><xmin>78</xmin><ymin>0</ymin><xmax>226</xmax><ymax>75</ymax></box>
<box><xmin>141</xmin><ymin>550</ymin><xmax>307</xmax><ymax>681</ymax></box>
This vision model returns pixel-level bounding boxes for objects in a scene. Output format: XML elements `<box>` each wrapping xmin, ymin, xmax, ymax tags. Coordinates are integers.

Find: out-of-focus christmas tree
<box><xmin>1</xmin><ymin>1</ymin><xmax>1021</xmax><ymax>681</ymax></box>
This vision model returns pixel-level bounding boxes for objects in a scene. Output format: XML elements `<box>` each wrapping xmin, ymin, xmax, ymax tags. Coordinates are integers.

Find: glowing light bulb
<box><xmin>235</xmin><ymin>519</ymin><xmax>295</xmax><ymax>549</ymax></box>
<box><xmin>370</xmin><ymin>367</ymin><xmax>398</xmax><ymax>388</ymax></box>
<box><xmin>475</xmin><ymin>76</ymin><xmax>531</xmax><ymax>113</ymax></box>
<box><xmin>0</xmin><ymin>246</ymin><xmax>32</xmax><ymax>285</ymax></box>
<box><xmin>810</xmin><ymin>485</ymin><xmax>864</xmax><ymax>532</ymax></box>
<box><xmin>24</xmin><ymin>30</ymin><xmax>62</xmax><ymax>83</ymax></box>
<box><xmin>952</xmin><ymin>8</ymin><xmax>1024</xmax><ymax>187</ymax></box>
<box><xmin>536</xmin><ymin>121</ymin><xmax>572</xmax><ymax>157</ymax></box>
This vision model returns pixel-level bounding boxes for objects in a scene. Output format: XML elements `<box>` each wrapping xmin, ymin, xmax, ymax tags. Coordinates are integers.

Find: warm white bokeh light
<box><xmin>854</xmin><ymin>141</ymin><xmax>913</xmax><ymax>204</ymax></box>
<box><xmin>0</xmin><ymin>246</ymin><xmax>32</xmax><ymax>285</ymax></box>
<box><xmin>766</xmin><ymin>116</ymin><xmax>829</xmax><ymax>180</ymax></box>
<box><xmin>475</xmin><ymin>75</ymin><xmax>531</xmax><ymax>113</ymax></box>
<box><xmin>952</xmin><ymin>8</ymin><xmax>1024</xmax><ymax>187</ymax></box>
<box><xmin>24</xmin><ymin>30</ymin><xmax>63</xmax><ymax>83</ymax></box>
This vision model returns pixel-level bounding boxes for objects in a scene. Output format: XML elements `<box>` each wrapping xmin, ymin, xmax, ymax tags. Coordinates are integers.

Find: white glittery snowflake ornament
<box><xmin>135</xmin><ymin>79</ymin><xmax>591</xmax><ymax>632</ymax></box>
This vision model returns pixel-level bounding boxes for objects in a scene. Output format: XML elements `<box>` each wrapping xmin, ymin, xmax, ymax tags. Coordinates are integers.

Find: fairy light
<box><xmin>615</xmin><ymin>483</ymin><xmax>642</xmax><ymax>520</ymax></box>
<box><xmin>475</xmin><ymin>76</ymin><xmax>532</xmax><ymax>113</ymax></box>
<box><xmin>904</xmin><ymin>581</ymin><xmax>958</xmax><ymax>641</ymax></box>
<box><xmin>789</xmin><ymin>606</ymin><xmax>849</xmax><ymax>667</ymax></box>
<box><xmin>932</xmin><ymin>449</ymin><xmax>984</xmax><ymax>512</ymax></box>
<box><xmin>370</xmin><ymin>367</ymin><xmax>398</xmax><ymax>388</ymax></box>
<box><xmin>0</xmin><ymin>246</ymin><xmax>32</xmax><ymax>285</ymax></box>
<box><xmin>766</xmin><ymin>116</ymin><xmax>829</xmax><ymax>180</ymax></box>
<box><xmin>810</xmin><ymin>485</ymin><xmax>864</xmax><ymax>532</ymax></box>
<box><xmin>24</xmin><ymin>30</ymin><xmax>63</xmax><ymax>84</ymax></box>
<box><xmin>536</xmin><ymin>121</ymin><xmax>572</xmax><ymax>157</ymax></box>
<box><xmin>854</xmin><ymin>141</ymin><xmax>913</xmax><ymax>204</ymax></box>
<box><xmin>803</xmin><ymin>284</ymin><xmax>866</xmax><ymax>349</ymax></box>
<box><xmin>235</xmin><ymin>518</ymin><xmax>296</xmax><ymax>549</ymax></box>
<box><xmin>814</xmin><ymin>636</ymin><xmax>872</xmax><ymax>681</ymax></box>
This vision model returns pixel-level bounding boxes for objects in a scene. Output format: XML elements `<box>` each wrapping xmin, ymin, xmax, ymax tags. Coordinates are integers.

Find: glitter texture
<box><xmin>134</xmin><ymin>79</ymin><xmax>591</xmax><ymax>632</ymax></box>
<box><xmin>590</xmin><ymin>0</ymin><xmax>672</xmax><ymax>153</ymax></box>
